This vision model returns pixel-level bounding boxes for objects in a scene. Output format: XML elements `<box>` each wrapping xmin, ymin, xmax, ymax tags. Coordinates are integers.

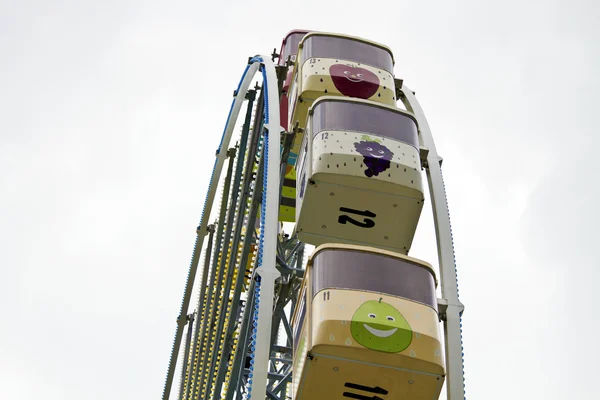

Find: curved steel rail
<box><xmin>162</xmin><ymin>56</ymin><xmax>282</xmax><ymax>400</ymax></box>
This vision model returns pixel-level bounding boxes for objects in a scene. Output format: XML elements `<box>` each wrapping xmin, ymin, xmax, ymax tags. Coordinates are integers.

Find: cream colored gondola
<box><xmin>294</xmin><ymin>96</ymin><xmax>424</xmax><ymax>254</ymax></box>
<box><xmin>278</xmin><ymin>30</ymin><xmax>310</xmax><ymax>222</ymax></box>
<box><xmin>291</xmin><ymin>244</ymin><xmax>445</xmax><ymax>400</ymax></box>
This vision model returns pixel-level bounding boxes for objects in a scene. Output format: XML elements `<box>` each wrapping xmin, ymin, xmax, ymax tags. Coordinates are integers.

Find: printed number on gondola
<box><xmin>338</xmin><ymin>207</ymin><xmax>376</xmax><ymax>228</ymax></box>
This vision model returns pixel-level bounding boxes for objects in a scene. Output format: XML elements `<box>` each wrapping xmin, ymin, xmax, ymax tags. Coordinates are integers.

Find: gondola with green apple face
<box><xmin>291</xmin><ymin>244</ymin><xmax>445</xmax><ymax>400</ymax></box>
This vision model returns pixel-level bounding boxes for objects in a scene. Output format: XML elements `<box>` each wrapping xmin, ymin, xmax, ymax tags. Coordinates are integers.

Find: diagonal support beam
<box><xmin>271</xmin><ymin>371</ymin><xmax>292</xmax><ymax>395</ymax></box>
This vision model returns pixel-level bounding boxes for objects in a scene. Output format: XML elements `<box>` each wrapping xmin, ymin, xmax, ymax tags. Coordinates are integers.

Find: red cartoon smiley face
<box><xmin>329</xmin><ymin>64</ymin><xmax>379</xmax><ymax>98</ymax></box>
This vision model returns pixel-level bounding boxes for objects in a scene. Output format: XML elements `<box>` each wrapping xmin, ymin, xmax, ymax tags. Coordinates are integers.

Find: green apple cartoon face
<box><xmin>351</xmin><ymin>298</ymin><xmax>412</xmax><ymax>353</ymax></box>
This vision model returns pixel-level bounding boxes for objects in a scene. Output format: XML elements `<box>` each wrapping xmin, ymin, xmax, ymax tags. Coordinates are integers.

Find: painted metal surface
<box><xmin>400</xmin><ymin>86</ymin><xmax>466</xmax><ymax>400</ymax></box>
<box><xmin>162</xmin><ymin>60</ymin><xmax>262</xmax><ymax>400</ymax></box>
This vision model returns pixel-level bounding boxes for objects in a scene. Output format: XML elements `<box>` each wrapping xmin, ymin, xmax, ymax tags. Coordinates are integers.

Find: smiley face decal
<box><xmin>351</xmin><ymin>298</ymin><xmax>412</xmax><ymax>353</ymax></box>
<box><xmin>354</xmin><ymin>138</ymin><xmax>394</xmax><ymax>177</ymax></box>
<box><xmin>329</xmin><ymin>64</ymin><xmax>379</xmax><ymax>98</ymax></box>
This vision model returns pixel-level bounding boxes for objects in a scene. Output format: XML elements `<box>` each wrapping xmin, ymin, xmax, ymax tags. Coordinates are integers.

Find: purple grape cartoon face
<box><xmin>354</xmin><ymin>140</ymin><xmax>394</xmax><ymax>177</ymax></box>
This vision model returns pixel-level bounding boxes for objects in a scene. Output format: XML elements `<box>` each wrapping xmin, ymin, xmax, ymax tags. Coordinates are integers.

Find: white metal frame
<box><xmin>250</xmin><ymin>56</ymin><xmax>283</xmax><ymax>400</ymax></box>
<box><xmin>162</xmin><ymin>56</ymin><xmax>282</xmax><ymax>400</ymax></box>
<box><xmin>400</xmin><ymin>86</ymin><xmax>466</xmax><ymax>400</ymax></box>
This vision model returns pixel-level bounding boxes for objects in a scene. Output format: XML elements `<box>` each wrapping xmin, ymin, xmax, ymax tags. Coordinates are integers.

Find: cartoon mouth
<box><xmin>346</xmin><ymin>76</ymin><xmax>363</xmax><ymax>82</ymax></box>
<box><xmin>369</xmin><ymin>153</ymin><xmax>385</xmax><ymax>158</ymax></box>
<box><xmin>364</xmin><ymin>324</ymin><xmax>398</xmax><ymax>338</ymax></box>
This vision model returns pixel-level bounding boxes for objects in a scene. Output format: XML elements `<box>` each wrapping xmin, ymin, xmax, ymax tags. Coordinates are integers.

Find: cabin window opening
<box><xmin>311</xmin><ymin>249</ymin><xmax>437</xmax><ymax>310</ymax></box>
<box><xmin>301</xmin><ymin>35</ymin><xmax>394</xmax><ymax>73</ymax></box>
<box><xmin>280</xmin><ymin>32</ymin><xmax>308</xmax><ymax>66</ymax></box>
<box><xmin>310</xmin><ymin>100</ymin><xmax>418</xmax><ymax>149</ymax></box>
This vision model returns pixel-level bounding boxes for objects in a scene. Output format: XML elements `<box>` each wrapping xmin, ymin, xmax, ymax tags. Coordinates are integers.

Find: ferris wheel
<box><xmin>161</xmin><ymin>30</ymin><xmax>466</xmax><ymax>400</ymax></box>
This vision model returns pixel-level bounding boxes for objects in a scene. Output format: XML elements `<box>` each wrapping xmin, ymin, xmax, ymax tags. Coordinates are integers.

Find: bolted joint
<box><xmin>198</xmin><ymin>223</ymin><xmax>216</xmax><ymax>235</ymax></box>
<box><xmin>437</xmin><ymin>298</ymin><xmax>465</xmax><ymax>321</ymax></box>
<box><xmin>291</xmin><ymin>121</ymin><xmax>304</xmax><ymax>135</ymax></box>
<box><xmin>271</xmin><ymin>47</ymin><xmax>280</xmax><ymax>62</ymax></box>
<box><xmin>419</xmin><ymin>146</ymin><xmax>430</xmax><ymax>169</ymax></box>
<box><xmin>245</xmin><ymin>89</ymin><xmax>256</xmax><ymax>101</ymax></box>
<box><xmin>275</xmin><ymin>64</ymin><xmax>288</xmax><ymax>77</ymax></box>
<box><xmin>394</xmin><ymin>79</ymin><xmax>404</xmax><ymax>101</ymax></box>
<box><xmin>176</xmin><ymin>314</ymin><xmax>187</xmax><ymax>326</ymax></box>
<box><xmin>437</xmin><ymin>298</ymin><xmax>448</xmax><ymax>321</ymax></box>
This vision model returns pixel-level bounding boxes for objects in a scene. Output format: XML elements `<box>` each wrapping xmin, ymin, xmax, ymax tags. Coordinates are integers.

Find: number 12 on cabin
<box><xmin>338</xmin><ymin>207</ymin><xmax>376</xmax><ymax>229</ymax></box>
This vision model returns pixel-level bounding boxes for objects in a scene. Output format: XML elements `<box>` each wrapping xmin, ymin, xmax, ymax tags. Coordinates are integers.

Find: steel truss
<box><xmin>162</xmin><ymin>56</ymin><xmax>465</xmax><ymax>400</ymax></box>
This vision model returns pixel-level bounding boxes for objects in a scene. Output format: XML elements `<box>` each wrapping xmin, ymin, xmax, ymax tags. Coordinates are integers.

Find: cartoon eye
<box><xmin>357</xmin><ymin>73</ymin><xmax>364</xmax><ymax>78</ymax></box>
<box><xmin>344</xmin><ymin>70</ymin><xmax>351</xmax><ymax>75</ymax></box>
<box><xmin>387</xmin><ymin>316</ymin><xmax>395</xmax><ymax>322</ymax></box>
<box><xmin>366</xmin><ymin>147</ymin><xmax>372</xmax><ymax>151</ymax></box>
<box><xmin>368</xmin><ymin>313</ymin><xmax>376</xmax><ymax>318</ymax></box>
<box><xmin>378</xmin><ymin>150</ymin><xmax>384</xmax><ymax>154</ymax></box>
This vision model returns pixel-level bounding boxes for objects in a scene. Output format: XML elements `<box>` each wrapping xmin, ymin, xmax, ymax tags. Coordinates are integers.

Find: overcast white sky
<box><xmin>1</xmin><ymin>0</ymin><xmax>599</xmax><ymax>399</ymax></box>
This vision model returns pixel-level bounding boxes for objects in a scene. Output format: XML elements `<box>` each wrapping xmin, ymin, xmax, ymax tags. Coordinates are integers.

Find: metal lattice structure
<box><xmin>161</xmin><ymin>33</ymin><xmax>466</xmax><ymax>400</ymax></box>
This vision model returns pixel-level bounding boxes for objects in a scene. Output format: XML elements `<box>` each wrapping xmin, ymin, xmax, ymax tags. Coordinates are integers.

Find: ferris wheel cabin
<box><xmin>278</xmin><ymin>29</ymin><xmax>311</xmax><ymax>132</ymax></box>
<box><xmin>291</xmin><ymin>244</ymin><xmax>445</xmax><ymax>400</ymax></box>
<box><xmin>278</xmin><ymin>30</ymin><xmax>311</xmax><ymax>223</ymax></box>
<box><xmin>294</xmin><ymin>97</ymin><xmax>424</xmax><ymax>254</ymax></box>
